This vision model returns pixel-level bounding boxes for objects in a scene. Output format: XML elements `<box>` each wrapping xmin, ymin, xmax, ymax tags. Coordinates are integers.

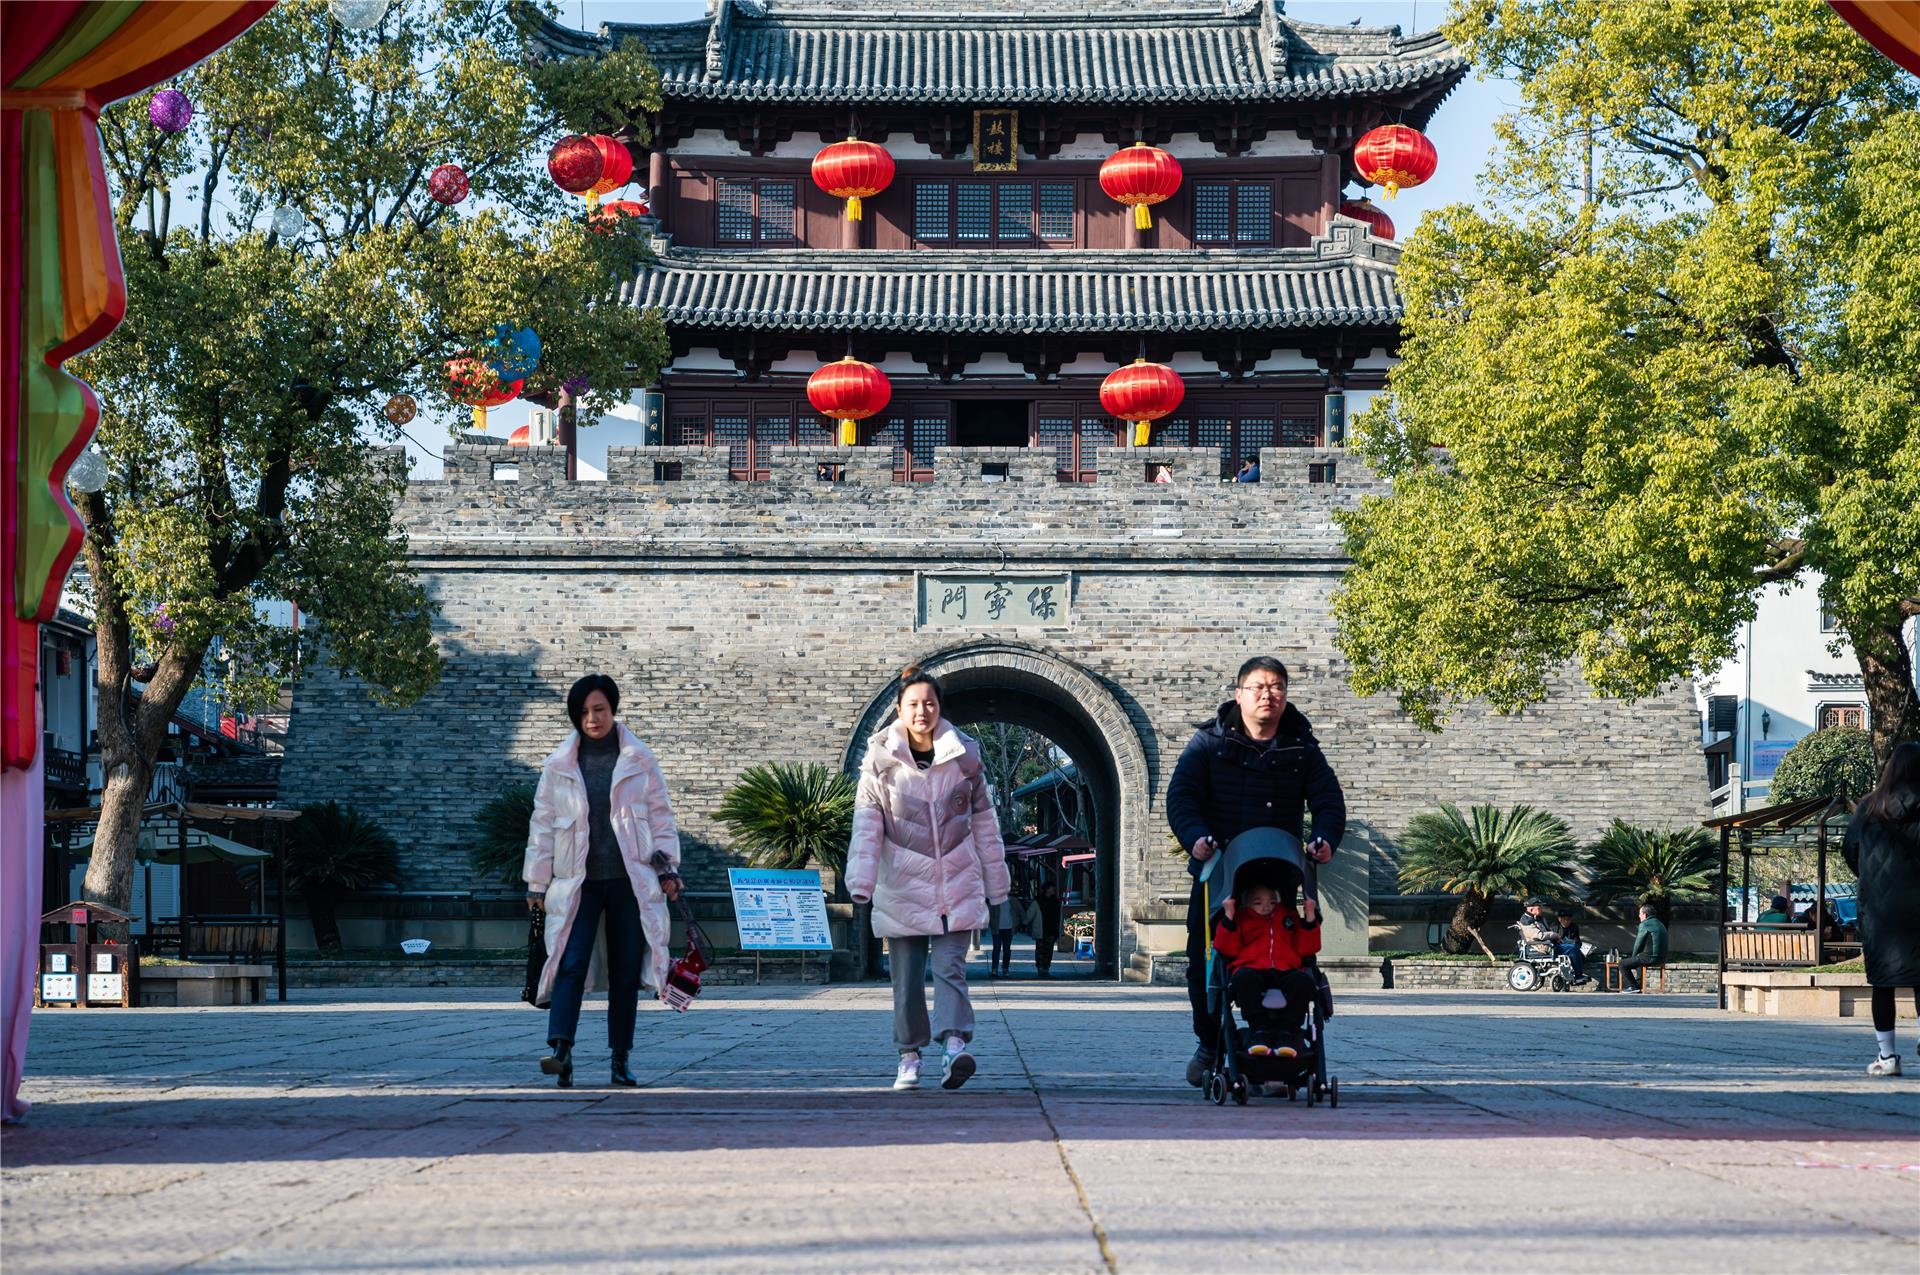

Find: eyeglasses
<box><xmin>1236</xmin><ymin>682</ymin><xmax>1287</xmax><ymax>699</ymax></box>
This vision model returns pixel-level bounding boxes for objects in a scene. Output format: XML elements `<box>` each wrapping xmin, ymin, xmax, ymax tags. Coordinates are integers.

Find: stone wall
<box><xmin>280</xmin><ymin>441</ymin><xmax>1708</xmax><ymax>967</ymax></box>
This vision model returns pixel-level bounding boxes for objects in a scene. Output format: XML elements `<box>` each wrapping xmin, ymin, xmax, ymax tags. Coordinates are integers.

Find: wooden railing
<box><xmin>1722</xmin><ymin>923</ymin><xmax>1820</xmax><ymax>969</ymax></box>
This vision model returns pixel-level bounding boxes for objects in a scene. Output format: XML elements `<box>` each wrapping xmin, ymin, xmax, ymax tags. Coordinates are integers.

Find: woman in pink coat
<box><xmin>847</xmin><ymin>666</ymin><xmax>1012</xmax><ymax>1091</ymax></box>
<box><xmin>524</xmin><ymin>674</ymin><xmax>682</xmax><ymax>1088</ymax></box>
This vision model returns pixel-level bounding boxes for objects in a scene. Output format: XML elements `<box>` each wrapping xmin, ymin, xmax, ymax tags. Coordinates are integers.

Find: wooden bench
<box><xmin>1723</xmin><ymin>923</ymin><xmax>1820</xmax><ymax>969</ymax></box>
<box><xmin>152</xmin><ymin>916</ymin><xmax>281</xmax><ymax>963</ymax></box>
<box><xmin>1606</xmin><ymin>959</ymin><xmax>1667</xmax><ymax>992</ymax></box>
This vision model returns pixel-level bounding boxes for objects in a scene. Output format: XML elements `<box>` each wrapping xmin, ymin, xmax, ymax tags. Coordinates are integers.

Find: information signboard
<box><xmin>727</xmin><ymin>868</ymin><xmax>833</xmax><ymax>951</ymax></box>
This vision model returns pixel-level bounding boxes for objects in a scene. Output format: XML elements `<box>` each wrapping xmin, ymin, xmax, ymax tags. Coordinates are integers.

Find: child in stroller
<box><xmin>1200</xmin><ymin>827</ymin><xmax>1339</xmax><ymax>1106</ymax></box>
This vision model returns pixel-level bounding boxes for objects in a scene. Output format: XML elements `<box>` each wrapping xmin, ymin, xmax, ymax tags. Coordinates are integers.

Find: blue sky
<box><xmin>406</xmin><ymin>1</ymin><xmax>1515</xmax><ymax>474</ymax></box>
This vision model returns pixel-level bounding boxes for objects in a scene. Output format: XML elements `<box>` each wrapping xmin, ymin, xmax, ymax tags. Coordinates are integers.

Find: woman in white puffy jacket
<box><xmin>847</xmin><ymin>665</ymin><xmax>1012</xmax><ymax>1092</ymax></box>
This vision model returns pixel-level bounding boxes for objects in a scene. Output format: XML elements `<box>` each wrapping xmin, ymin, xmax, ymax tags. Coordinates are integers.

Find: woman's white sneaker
<box><xmin>1867</xmin><ymin>1053</ymin><xmax>1902</xmax><ymax>1077</ymax></box>
<box><xmin>894</xmin><ymin>1052</ymin><xmax>922</xmax><ymax>1090</ymax></box>
<box><xmin>941</xmin><ymin>1037</ymin><xmax>976</xmax><ymax>1089</ymax></box>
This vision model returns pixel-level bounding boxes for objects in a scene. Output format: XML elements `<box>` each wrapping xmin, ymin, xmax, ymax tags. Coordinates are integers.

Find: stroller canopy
<box><xmin>1202</xmin><ymin>827</ymin><xmax>1316</xmax><ymax>919</ymax></box>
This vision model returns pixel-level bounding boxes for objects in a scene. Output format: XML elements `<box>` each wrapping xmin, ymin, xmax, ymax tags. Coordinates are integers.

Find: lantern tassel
<box><xmin>846</xmin><ymin>194</ymin><xmax>863</xmax><ymax>221</ymax></box>
<box><xmin>1384</xmin><ymin>180</ymin><xmax>1399</xmax><ymax>199</ymax></box>
<box><xmin>1134</xmin><ymin>421</ymin><xmax>1152</xmax><ymax>448</ymax></box>
<box><xmin>840</xmin><ymin>419</ymin><xmax>858</xmax><ymax>446</ymax></box>
<box><xmin>586</xmin><ymin>189</ymin><xmax>602</xmax><ymax>211</ymax></box>
<box><xmin>473</xmin><ymin>405</ymin><xmax>487</xmax><ymax>433</ymax></box>
<box><xmin>1134</xmin><ymin>203</ymin><xmax>1152</xmax><ymax>231</ymax></box>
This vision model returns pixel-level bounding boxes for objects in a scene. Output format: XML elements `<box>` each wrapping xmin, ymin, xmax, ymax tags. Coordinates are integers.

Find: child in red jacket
<box><xmin>1214</xmin><ymin>883</ymin><xmax>1322</xmax><ymax>1056</ymax></box>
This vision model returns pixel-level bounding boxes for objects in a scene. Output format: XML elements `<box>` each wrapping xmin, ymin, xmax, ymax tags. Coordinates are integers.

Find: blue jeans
<box><xmin>1556</xmin><ymin>940</ymin><xmax>1585</xmax><ymax>980</ymax></box>
<box><xmin>546</xmin><ymin>876</ymin><xmax>645</xmax><ymax>1052</ymax></box>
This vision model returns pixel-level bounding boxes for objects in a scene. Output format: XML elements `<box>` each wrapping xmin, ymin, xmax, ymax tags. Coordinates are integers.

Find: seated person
<box><xmin>1617</xmin><ymin>902</ymin><xmax>1670</xmax><ymax>992</ymax></box>
<box><xmin>1757</xmin><ymin>895</ymin><xmax>1793</xmax><ymax>924</ymax></box>
<box><xmin>1214</xmin><ymin>883</ymin><xmax>1322</xmax><ymax>1057</ymax></box>
<box><xmin>1554</xmin><ymin>905</ymin><xmax>1589</xmax><ymax>982</ymax></box>
<box><xmin>1518</xmin><ymin>897</ymin><xmax>1560</xmax><ymax>955</ymax></box>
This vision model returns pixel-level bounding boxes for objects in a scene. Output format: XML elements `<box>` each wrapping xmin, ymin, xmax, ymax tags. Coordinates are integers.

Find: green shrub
<box><xmin>470</xmin><ymin>783</ymin><xmax>538</xmax><ymax>888</ymax></box>
<box><xmin>713</xmin><ymin>763</ymin><xmax>855</xmax><ymax>879</ymax></box>
<box><xmin>1769</xmin><ymin>727</ymin><xmax>1878</xmax><ymax>804</ymax></box>
<box><xmin>1585</xmin><ymin>820</ymin><xmax>1717</xmax><ymax>923</ymax></box>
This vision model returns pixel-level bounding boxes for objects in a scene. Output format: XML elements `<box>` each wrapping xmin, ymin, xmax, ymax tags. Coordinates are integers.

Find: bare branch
<box><xmin>1754</xmin><ymin>538</ymin><xmax>1806</xmax><ymax>584</ymax></box>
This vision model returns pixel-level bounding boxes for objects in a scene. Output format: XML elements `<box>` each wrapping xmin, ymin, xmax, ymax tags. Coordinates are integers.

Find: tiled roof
<box><xmin>622</xmin><ymin>221</ymin><xmax>1402</xmax><ymax>335</ymax></box>
<box><xmin>538</xmin><ymin>0</ymin><xmax>1466</xmax><ymax>111</ymax></box>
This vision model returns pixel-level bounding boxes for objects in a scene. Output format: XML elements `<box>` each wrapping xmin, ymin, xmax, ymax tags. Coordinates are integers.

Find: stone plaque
<box><xmin>972</xmin><ymin>109</ymin><xmax>1018</xmax><ymax>171</ymax></box>
<box><xmin>917</xmin><ymin>572</ymin><xmax>1069</xmax><ymax>628</ymax></box>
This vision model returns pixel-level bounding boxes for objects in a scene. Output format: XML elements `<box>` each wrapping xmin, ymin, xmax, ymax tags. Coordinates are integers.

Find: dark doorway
<box><xmin>952</xmin><ymin>400</ymin><xmax>1031</xmax><ymax>448</ymax></box>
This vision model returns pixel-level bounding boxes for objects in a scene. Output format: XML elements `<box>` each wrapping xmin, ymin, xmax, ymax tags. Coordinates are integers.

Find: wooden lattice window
<box><xmin>1192</xmin><ymin>180</ymin><xmax>1274</xmax><ymax>246</ymax></box>
<box><xmin>715</xmin><ymin>178</ymin><xmax>799</xmax><ymax>244</ymax></box>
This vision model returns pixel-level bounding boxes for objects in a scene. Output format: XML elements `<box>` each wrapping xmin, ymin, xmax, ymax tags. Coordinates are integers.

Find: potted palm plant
<box><xmin>1585</xmin><ymin>820</ymin><xmax>1716</xmax><ymax>925</ymax></box>
<box><xmin>285</xmin><ymin>801</ymin><xmax>403</xmax><ymax>956</ymax></box>
<box><xmin>1396</xmin><ymin>803</ymin><xmax>1580</xmax><ymax>962</ymax></box>
<box><xmin>470</xmin><ymin>783</ymin><xmax>539</xmax><ymax>889</ymax></box>
<box><xmin>713</xmin><ymin>763</ymin><xmax>856</xmax><ymax>895</ymax></box>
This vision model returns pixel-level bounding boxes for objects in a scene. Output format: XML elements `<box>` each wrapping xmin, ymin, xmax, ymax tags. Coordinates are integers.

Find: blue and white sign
<box><xmin>1750</xmin><ymin>740</ymin><xmax>1795</xmax><ymax>780</ymax></box>
<box><xmin>727</xmin><ymin>868</ymin><xmax>833</xmax><ymax>951</ymax></box>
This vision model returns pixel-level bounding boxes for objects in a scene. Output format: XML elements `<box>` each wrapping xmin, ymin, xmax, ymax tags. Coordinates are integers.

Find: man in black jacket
<box><xmin>1167</xmin><ymin>656</ymin><xmax>1346</xmax><ymax>1086</ymax></box>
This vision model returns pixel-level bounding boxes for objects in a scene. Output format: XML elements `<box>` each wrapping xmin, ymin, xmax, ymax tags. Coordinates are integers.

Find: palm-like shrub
<box><xmin>286</xmin><ymin>801</ymin><xmax>403</xmax><ymax>955</ymax></box>
<box><xmin>1585</xmin><ymin>819</ymin><xmax>1717</xmax><ymax>924</ymax></box>
<box><xmin>470</xmin><ymin>783</ymin><xmax>538</xmax><ymax>889</ymax></box>
<box><xmin>713</xmin><ymin>763</ymin><xmax>855</xmax><ymax>888</ymax></box>
<box><xmin>1396</xmin><ymin>803</ymin><xmax>1579</xmax><ymax>961</ymax></box>
<box><xmin>1769</xmin><ymin>727</ymin><xmax>1878</xmax><ymax>805</ymax></box>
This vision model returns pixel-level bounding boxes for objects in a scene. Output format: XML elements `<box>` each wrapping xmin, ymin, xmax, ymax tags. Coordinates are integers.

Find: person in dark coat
<box><xmin>1842</xmin><ymin>742</ymin><xmax>1920</xmax><ymax>1077</ymax></box>
<box><xmin>1032</xmin><ymin>880</ymin><xmax>1062</xmax><ymax>977</ymax></box>
<box><xmin>1166</xmin><ymin>655</ymin><xmax>1346</xmax><ymax>1086</ymax></box>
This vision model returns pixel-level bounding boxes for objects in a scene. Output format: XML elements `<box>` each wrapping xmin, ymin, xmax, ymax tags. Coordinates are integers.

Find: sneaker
<box><xmin>893</xmin><ymin>1053</ymin><xmax>922</xmax><ymax>1090</ymax></box>
<box><xmin>1868</xmin><ymin>1054</ymin><xmax>1902</xmax><ymax>1077</ymax></box>
<box><xmin>941</xmin><ymin>1037</ymin><xmax>976</xmax><ymax>1090</ymax></box>
<box><xmin>1185</xmin><ymin>1045</ymin><xmax>1216</xmax><ymax>1088</ymax></box>
<box><xmin>1621</xmin><ymin>987</ymin><xmax>1641</xmax><ymax>995</ymax></box>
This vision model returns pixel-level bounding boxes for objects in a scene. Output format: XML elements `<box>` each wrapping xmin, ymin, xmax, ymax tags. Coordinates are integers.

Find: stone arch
<box><xmin>844</xmin><ymin>642</ymin><xmax>1155</xmax><ymax>978</ymax></box>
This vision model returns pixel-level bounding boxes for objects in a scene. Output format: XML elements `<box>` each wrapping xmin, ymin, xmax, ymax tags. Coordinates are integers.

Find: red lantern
<box><xmin>547</xmin><ymin>135</ymin><xmax>602</xmax><ymax>195</ymax></box>
<box><xmin>812</xmin><ymin>139</ymin><xmax>896</xmax><ymax>222</ymax></box>
<box><xmin>590</xmin><ymin>198</ymin><xmax>650</xmax><ymax>234</ymax></box>
<box><xmin>1099</xmin><ymin>143</ymin><xmax>1183</xmax><ymax>231</ymax></box>
<box><xmin>1353</xmin><ymin>124</ymin><xmax>1437</xmax><ymax>199</ymax></box>
<box><xmin>446</xmin><ymin>355</ymin><xmax>524</xmax><ymax>433</ymax></box>
<box><xmin>1100</xmin><ymin>360</ymin><xmax>1185</xmax><ymax>447</ymax></box>
<box><xmin>807</xmin><ymin>357</ymin><xmax>892</xmax><ymax>446</ymax></box>
<box><xmin>427</xmin><ymin>163</ymin><xmax>469</xmax><ymax>206</ymax></box>
<box><xmin>584</xmin><ymin>134</ymin><xmax>633</xmax><ymax>207</ymax></box>
<box><xmin>1339</xmin><ymin>197</ymin><xmax>1395</xmax><ymax>240</ymax></box>
<box><xmin>508</xmin><ymin>424</ymin><xmax>532</xmax><ymax>448</ymax></box>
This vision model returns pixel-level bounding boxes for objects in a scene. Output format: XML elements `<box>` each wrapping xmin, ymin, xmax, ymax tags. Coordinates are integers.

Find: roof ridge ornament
<box><xmin>705</xmin><ymin>0</ymin><xmax>732</xmax><ymax>80</ymax></box>
<box><xmin>1260</xmin><ymin>0</ymin><xmax>1290</xmax><ymax>77</ymax></box>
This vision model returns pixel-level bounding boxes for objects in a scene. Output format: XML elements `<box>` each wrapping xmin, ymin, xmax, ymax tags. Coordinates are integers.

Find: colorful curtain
<box><xmin>1831</xmin><ymin>2</ymin><xmax>1920</xmax><ymax>76</ymax></box>
<box><xmin>2</xmin><ymin>0</ymin><xmax>273</xmax><ymax>1123</ymax></box>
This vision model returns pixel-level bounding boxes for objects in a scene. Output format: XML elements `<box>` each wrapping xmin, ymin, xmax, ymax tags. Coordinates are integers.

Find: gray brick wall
<box><xmin>280</xmin><ymin>443</ymin><xmax>1707</xmax><ymax>964</ymax></box>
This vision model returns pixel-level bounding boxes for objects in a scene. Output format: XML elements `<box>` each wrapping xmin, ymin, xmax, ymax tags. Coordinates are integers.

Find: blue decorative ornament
<box><xmin>485</xmin><ymin>324</ymin><xmax>541</xmax><ymax>381</ymax></box>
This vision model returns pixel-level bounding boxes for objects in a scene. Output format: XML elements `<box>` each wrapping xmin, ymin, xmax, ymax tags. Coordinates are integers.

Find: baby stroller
<box><xmin>1199</xmin><ymin>828</ymin><xmax>1338</xmax><ymax>1107</ymax></box>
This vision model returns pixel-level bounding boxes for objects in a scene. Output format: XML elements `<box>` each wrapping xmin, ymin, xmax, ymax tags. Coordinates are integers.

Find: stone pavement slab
<box><xmin>3</xmin><ymin>983</ymin><xmax>1916</xmax><ymax>1273</ymax></box>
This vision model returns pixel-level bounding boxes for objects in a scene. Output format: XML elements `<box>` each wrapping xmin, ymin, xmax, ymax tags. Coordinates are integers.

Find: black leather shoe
<box><xmin>610</xmin><ymin>1051</ymin><xmax>638</xmax><ymax>1087</ymax></box>
<box><xmin>540</xmin><ymin>1039</ymin><xmax>574</xmax><ymax>1088</ymax></box>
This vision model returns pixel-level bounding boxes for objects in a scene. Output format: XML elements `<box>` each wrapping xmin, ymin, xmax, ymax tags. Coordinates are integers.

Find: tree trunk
<box><xmin>1441</xmin><ymin>891</ymin><xmax>1490</xmax><ymax>956</ymax></box>
<box><xmin>1855</xmin><ymin>622</ymin><xmax>1920</xmax><ymax>769</ymax></box>
<box><xmin>305</xmin><ymin>888</ymin><xmax>344</xmax><ymax>956</ymax></box>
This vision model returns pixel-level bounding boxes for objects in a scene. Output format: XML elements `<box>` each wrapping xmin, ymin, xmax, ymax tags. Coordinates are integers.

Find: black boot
<box><xmin>540</xmin><ymin>1038</ymin><xmax>573</xmax><ymax>1088</ymax></box>
<box><xmin>610</xmin><ymin>1051</ymin><xmax>637</xmax><ymax>1087</ymax></box>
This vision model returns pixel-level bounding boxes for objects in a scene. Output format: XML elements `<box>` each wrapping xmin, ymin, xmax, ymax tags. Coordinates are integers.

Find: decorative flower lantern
<box><xmin>811</xmin><ymin>139</ymin><xmax>896</xmax><ymax>221</ymax></box>
<box><xmin>149</xmin><ymin>89</ymin><xmax>192</xmax><ymax>133</ymax></box>
<box><xmin>590</xmin><ymin>199</ymin><xmax>650</xmax><ymax>233</ymax></box>
<box><xmin>1353</xmin><ymin>124</ymin><xmax>1437</xmax><ymax>198</ymax></box>
<box><xmin>65</xmin><ymin>447</ymin><xmax>108</xmax><ymax>494</ymax></box>
<box><xmin>270</xmin><ymin>205</ymin><xmax>307</xmax><ymax>240</ymax></box>
<box><xmin>806</xmin><ymin>357</ymin><xmax>892</xmax><ymax>446</ymax></box>
<box><xmin>484</xmin><ymin>325</ymin><xmax>541</xmax><ymax>382</ymax></box>
<box><xmin>446</xmin><ymin>354</ymin><xmax>523</xmax><ymax>433</ymax></box>
<box><xmin>329</xmin><ymin>0</ymin><xmax>391</xmax><ymax>30</ymax></box>
<box><xmin>1100</xmin><ymin>359</ymin><xmax>1185</xmax><ymax>447</ymax></box>
<box><xmin>547</xmin><ymin>135</ymin><xmax>603</xmax><ymax>195</ymax></box>
<box><xmin>427</xmin><ymin>164</ymin><xmax>470</xmax><ymax>206</ymax></box>
<box><xmin>1099</xmin><ymin>143</ymin><xmax>1183</xmax><ymax>231</ymax></box>
<box><xmin>584</xmin><ymin>135</ymin><xmax>633</xmax><ymax>208</ymax></box>
<box><xmin>384</xmin><ymin>393</ymin><xmax>417</xmax><ymax>426</ymax></box>
<box><xmin>1339</xmin><ymin>197</ymin><xmax>1394</xmax><ymax>240</ymax></box>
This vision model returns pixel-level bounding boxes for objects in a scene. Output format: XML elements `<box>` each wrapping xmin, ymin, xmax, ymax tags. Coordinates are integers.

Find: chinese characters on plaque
<box><xmin>972</xmin><ymin>109</ymin><xmax>1018</xmax><ymax>171</ymax></box>
<box><xmin>918</xmin><ymin>573</ymin><xmax>1070</xmax><ymax>628</ymax></box>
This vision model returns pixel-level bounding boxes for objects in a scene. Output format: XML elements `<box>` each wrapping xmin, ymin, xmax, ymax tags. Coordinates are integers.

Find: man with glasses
<box><xmin>1167</xmin><ymin>656</ymin><xmax>1346</xmax><ymax>1086</ymax></box>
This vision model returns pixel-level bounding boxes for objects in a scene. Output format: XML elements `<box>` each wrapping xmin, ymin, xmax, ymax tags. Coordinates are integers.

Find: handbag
<box><xmin>520</xmin><ymin>909</ymin><xmax>546</xmax><ymax>1005</ymax></box>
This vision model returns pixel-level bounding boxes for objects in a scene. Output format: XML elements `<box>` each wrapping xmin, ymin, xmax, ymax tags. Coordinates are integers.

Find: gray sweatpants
<box><xmin>889</xmin><ymin>932</ymin><xmax>975</xmax><ymax>1054</ymax></box>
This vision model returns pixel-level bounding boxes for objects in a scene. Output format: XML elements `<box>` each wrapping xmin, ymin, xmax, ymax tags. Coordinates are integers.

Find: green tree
<box><xmin>713</xmin><ymin>764</ymin><xmax>857</xmax><ymax>893</ymax></box>
<box><xmin>1333</xmin><ymin>1</ymin><xmax>1920</xmax><ymax>766</ymax></box>
<box><xmin>1396</xmin><ymin>803</ymin><xmax>1579</xmax><ymax>961</ymax></box>
<box><xmin>70</xmin><ymin>1</ymin><xmax>669</xmax><ymax>918</ymax></box>
<box><xmin>285</xmin><ymin>801</ymin><xmax>403</xmax><ymax>955</ymax></box>
<box><xmin>470</xmin><ymin>782</ymin><xmax>538</xmax><ymax>889</ymax></box>
<box><xmin>1585</xmin><ymin>819</ymin><xmax>1717</xmax><ymax>925</ymax></box>
<box><xmin>1769</xmin><ymin>726</ymin><xmax>1879</xmax><ymax>805</ymax></box>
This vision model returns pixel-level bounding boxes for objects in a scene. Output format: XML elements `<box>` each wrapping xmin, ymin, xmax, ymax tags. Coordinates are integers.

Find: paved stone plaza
<box><xmin>3</xmin><ymin>984</ymin><xmax>1916</xmax><ymax>1273</ymax></box>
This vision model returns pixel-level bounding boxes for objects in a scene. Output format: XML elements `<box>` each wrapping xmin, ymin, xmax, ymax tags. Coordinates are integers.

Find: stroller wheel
<box><xmin>1230</xmin><ymin>1077</ymin><xmax>1249</xmax><ymax>1106</ymax></box>
<box><xmin>1208</xmin><ymin>1073</ymin><xmax>1228</xmax><ymax>1106</ymax></box>
<box><xmin>1329</xmin><ymin>1077</ymin><xmax>1340</xmax><ymax>1109</ymax></box>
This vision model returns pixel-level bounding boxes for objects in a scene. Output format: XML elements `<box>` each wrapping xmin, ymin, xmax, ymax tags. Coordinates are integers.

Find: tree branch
<box><xmin>1754</xmin><ymin>538</ymin><xmax>1805</xmax><ymax>583</ymax></box>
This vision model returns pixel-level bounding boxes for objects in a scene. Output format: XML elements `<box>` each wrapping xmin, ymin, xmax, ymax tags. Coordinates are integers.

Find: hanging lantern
<box><xmin>483</xmin><ymin>325</ymin><xmax>541</xmax><ymax>382</ymax></box>
<box><xmin>1353</xmin><ymin>124</ymin><xmax>1437</xmax><ymax>199</ymax></box>
<box><xmin>811</xmin><ymin>139</ymin><xmax>896</xmax><ymax>222</ymax></box>
<box><xmin>508</xmin><ymin>425</ymin><xmax>532</xmax><ymax>448</ymax></box>
<box><xmin>427</xmin><ymin>164</ymin><xmax>470</xmax><ymax>206</ymax></box>
<box><xmin>1099</xmin><ymin>143</ymin><xmax>1183</xmax><ymax>231</ymax></box>
<box><xmin>329</xmin><ymin>0</ymin><xmax>391</xmax><ymax>29</ymax></box>
<box><xmin>589</xmin><ymin>199</ymin><xmax>650</xmax><ymax>233</ymax></box>
<box><xmin>1339</xmin><ymin>197</ymin><xmax>1395</xmax><ymax>240</ymax></box>
<box><xmin>447</xmin><ymin>355</ymin><xmax>523</xmax><ymax>433</ymax></box>
<box><xmin>149</xmin><ymin>89</ymin><xmax>193</xmax><ymax>133</ymax></box>
<box><xmin>270</xmin><ymin>205</ymin><xmax>307</xmax><ymax>240</ymax></box>
<box><xmin>1100</xmin><ymin>359</ymin><xmax>1185</xmax><ymax>447</ymax></box>
<box><xmin>384</xmin><ymin>394</ymin><xmax>417</xmax><ymax>426</ymax></box>
<box><xmin>806</xmin><ymin>357</ymin><xmax>892</xmax><ymax>446</ymax></box>
<box><xmin>65</xmin><ymin>448</ymin><xmax>108</xmax><ymax>494</ymax></box>
<box><xmin>583</xmin><ymin>135</ymin><xmax>633</xmax><ymax>209</ymax></box>
<box><xmin>547</xmin><ymin>135</ymin><xmax>603</xmax><ymax>195</ymax></box>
